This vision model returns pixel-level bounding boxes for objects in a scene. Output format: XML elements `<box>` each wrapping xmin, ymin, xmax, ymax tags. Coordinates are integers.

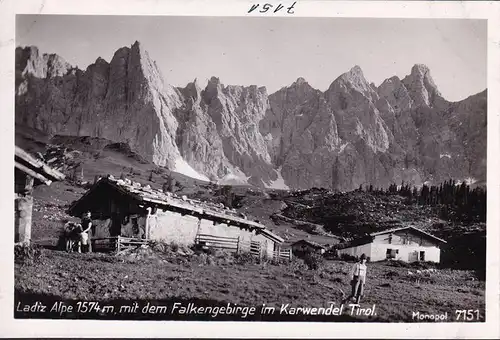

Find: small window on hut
<box><xmin>419</xmin><ymin>251</ymin><xmax>425</xmax><ymax>261</ymax></box>
<box><xmin>386</xmin><ymin>248</ymin><xmax>398</xmax><ymax>259</ymax></box>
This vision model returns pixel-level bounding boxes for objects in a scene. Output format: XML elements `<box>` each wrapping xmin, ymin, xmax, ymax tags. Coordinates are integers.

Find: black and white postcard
<box><xmin>1</xmin><ymin>0</ymin><xmax>499</xmax><ymax>338</ymax></box>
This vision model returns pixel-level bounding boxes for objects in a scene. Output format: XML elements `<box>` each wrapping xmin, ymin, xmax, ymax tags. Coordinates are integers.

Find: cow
<box><xmin>62</xmin><ymin>221</ymin><xmax>84</xmax><ymax>253</ymax></box>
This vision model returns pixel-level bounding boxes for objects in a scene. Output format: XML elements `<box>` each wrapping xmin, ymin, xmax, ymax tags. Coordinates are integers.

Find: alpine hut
<box><xmin>67</xmin><ymin>176</ymin><xmax>284</xmax><ymax>257</ymax></box>
<box><xmin>337</xmin><ymin>226</ymin><xmax>446</xmax><ymax>263</ymax></box>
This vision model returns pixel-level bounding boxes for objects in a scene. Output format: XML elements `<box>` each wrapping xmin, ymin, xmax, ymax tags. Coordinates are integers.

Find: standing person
<box><xmin>80</xmin><ymin>211</ymin><xmax>93</xmax><ymax>253</ymax></box>
<box><xmin>344</xmin><ymin>253</ymin><xmax>368</xmax><ymax>304</ymax></box>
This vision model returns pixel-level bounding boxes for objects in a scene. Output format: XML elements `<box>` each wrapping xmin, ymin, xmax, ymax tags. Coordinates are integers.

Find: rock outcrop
<box><xmin>176</xmin><ymin>77</ymin><xmax>276</xmax><ymax>186</ymax></box>
<box><xmin>15</xmin><ymin>42</ymin><xmax>487</xmax><ymax>190</ymax></box>
<box><xmin>16</xmin><ymin>41</ymin><xmax>183</xmax><ymax>169</ymax></box>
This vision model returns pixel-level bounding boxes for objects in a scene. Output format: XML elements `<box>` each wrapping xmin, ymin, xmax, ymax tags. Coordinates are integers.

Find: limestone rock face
<box><xmin>176</xmin><ymin>78</ymin><xmax>276</xmax><ymax>185</ymax></box>
<box><xmin>16</xmin><ymin>41</ymin><xmax>183</xmax><ymax>168</ymax></box>
<box><xmin>15</xmin><ymin>43</ymin><xmax>487</xmax><ymax>190</ymax></box>
<box><xmin>261</xmin><ymin>78</ymin><xmax>341</xmax><ymax>189</ymax></box>
<box><xmin>401</xmin><ymin>64</ymin><xmax>444</xmax><ymax>108</ymax></box>
<box><xmin>16</xmin><ymin>46</ymin><xmax>72</xmax><ymax>80</ymax></box>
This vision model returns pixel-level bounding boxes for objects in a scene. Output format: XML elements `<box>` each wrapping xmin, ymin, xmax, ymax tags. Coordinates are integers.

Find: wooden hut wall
<box><xmin>70</xmin><ymin>183</ymin><xmax>143</xmax><ymax>219</ymax></box>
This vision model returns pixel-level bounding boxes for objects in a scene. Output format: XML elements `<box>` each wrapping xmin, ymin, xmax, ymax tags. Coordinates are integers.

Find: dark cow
<box><xmin>62</xmin><ymin>221</ymin><xmax>84</xmax><ymax>253</ymax></box>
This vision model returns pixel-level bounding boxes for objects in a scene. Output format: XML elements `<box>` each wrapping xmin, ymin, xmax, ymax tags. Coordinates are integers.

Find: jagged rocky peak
<box><xmin>293</xmin><ymin>77</ymin><xmax>308</xmax><ymax>86</ymax></box>
<box><xmin>184</xmin><ymin>78</ymin><xmax>202</xmax><ymax>94</ymax></box>
<box><xmin>180</xmin><ymin>78</ymin><xmax>204</xmax><ymax>104</ymax></box>
<box><xmin>107</xmin><ymin>40</ymin><xmax>147</xmax><ymax>68</ymax></box>
<box><xmin>85</xmin><ymin>56</ymin><xmax>110</xmax><ymax>77</ymax></box>
<box><xmin>132</xmin><ymin>40</ymin><xmax>141</xmax><ymax>48</ymax></box>
<box><xmin>402</xmin><ymin>63</ymin><xmax>442</xmax><ymax>107</ymax></box>
<box><xmin>411</xmin><ymin>63</ymin><xmax>431</xmax><ymax>76</ymax></box>
<box><xmin>270</xmin><ymin>77</ymin><xmax>318</xmax><ymax>109</ymax></box>
<box><xmin>380</xmin><ymin>75</ymin><xmax>401</xmax><ymax>86</ymax></box>
<box><xmin>110</xmin><ymin>45</ymin><xmax>131</xmax><ymax>64</ymax></box>
<box><xmin>257</xmin><ymin>86</ymin><xmax>268</xmax><ymax>95</ymax></box>
<box><xmin>328</xmin><ymin>65</ymin><xmax>375</xmax><ymax>97</ymax></box>
<box><xmin>347</xmin><ymin>64</ymin><xmax>363</xmax><ymax>77</ymax></box>
<box><xmin>94</xmin><ymin>56</ymin><xmax>109</xmax><ymax>66</ymax></box>
<box><xmin>208</xmin><ymin>76</ymin><xmax>221</xmax><ymax>85</ymax></box>
<box><xmin>325</xmin><ymin>64</ymin><xmax>380</xmax><ymax>106</ymax></box>
<box><xmin>203</xmin><ymin>76</ymin><xmax>223</xmax><ymax>101</ymax></box>
<box><xmin>340</xmin><ymin>65</ymin><xmax>367</xmax><ymax>84</ymax></box>
<box><xmin>16</xmin><ymin>45</ymin><xmax>72</xmax><ymax>79</ymax></box>
<box><xmin>290</xmin><ymin>77</ymin><xmax>314</xmax><ymax>92</ymax></box>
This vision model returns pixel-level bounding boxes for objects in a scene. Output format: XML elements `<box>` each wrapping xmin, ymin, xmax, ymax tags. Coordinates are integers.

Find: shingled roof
<box><xmin>15</xmin><ymin>146</ymin><xmax>65</xmax><ymax>185</ymax></box>
<box><xmin>291</xmin><ymin>239</ymin><xmax>327</xmax><ymax>250</ymax></box>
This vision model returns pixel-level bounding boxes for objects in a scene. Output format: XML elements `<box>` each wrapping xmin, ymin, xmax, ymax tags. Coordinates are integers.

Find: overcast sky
<box><xmin>16</xmin><ymin>15</ymin><xmax>486</xmax><ymax>102</ymax></box>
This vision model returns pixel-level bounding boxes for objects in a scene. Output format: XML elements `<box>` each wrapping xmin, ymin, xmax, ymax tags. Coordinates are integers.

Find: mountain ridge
<box><xmin>15</xmin><ymin>42</ymin><xmax>487</xmax><ymax>190</ymax></box>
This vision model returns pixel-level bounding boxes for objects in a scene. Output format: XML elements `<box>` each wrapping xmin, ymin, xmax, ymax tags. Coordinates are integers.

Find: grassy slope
<box><xmin>15</xmin><ymin>250</ymin><xmax>484</xmax><ymax>322</ymax></box>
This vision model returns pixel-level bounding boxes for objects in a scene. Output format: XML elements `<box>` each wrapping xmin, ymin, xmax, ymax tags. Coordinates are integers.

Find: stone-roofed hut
<box><xmin>68</xmin><ymin>176</ymin><xmax>283</xmax><ymax>257</ymax></box>
<box><xmin>291</xmin><ymin>239</ymin><xmax>327</xmax><ymax>256</ymax></box>
<box><xmin>15</xmin><ymin>146</ymin><xmax>65</xmax><ymax>244</ymax></box>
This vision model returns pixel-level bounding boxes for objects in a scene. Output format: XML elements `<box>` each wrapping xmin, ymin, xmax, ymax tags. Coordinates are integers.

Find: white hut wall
<box><xmin>146</xmin><ymin>207</ymin><xmax>267</xmax><ymax>248</ymax></box>
<box><xmin>147</xmin><ymin>209</ymin><xmax>200</xmax><ymax>245</ymax></box>
<box><xmin>199</xmin><ymin>219</ymin><xmax>256</xmax><ymax>243</ymax></box>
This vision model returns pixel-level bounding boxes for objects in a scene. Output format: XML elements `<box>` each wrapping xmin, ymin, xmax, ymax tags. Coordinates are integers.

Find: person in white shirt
<box><xmin>344</xmin><ymin>253</ymin><xmax>367</xmax><ymax>304</ymax></box>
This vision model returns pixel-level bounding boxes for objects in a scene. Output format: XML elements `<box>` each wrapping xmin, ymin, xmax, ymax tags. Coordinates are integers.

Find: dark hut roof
<box><xmin>15</xmin><ymin>146</ymin><xmax>65</xmax><ymax>185</ymax></box>
<box><xmin>291</xmin><ymin>239</ymin><xmax>327</xmax><ymax>250</ymax></box>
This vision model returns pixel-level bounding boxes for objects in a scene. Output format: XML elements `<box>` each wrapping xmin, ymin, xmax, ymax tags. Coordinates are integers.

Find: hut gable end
<box><xmin>371</xmin><ymin>226</ymin><xmax>446</xmax><ymax>246</ymax></box>
<box><xmin>68</xmin><ymin>180</ymin><xmax>143</xmax><ymax>219</ymax></box>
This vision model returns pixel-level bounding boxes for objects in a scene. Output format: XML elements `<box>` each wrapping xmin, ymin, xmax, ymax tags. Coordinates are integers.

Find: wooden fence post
<box><xmin>289</xmin><ymin>248</ymin><xmax>293</xmax><ymax>260</ymax></box>
<box><xmin>236</xmin><ymin>236</ymin><xmax>240</xmax><ymax>254</ymax></box>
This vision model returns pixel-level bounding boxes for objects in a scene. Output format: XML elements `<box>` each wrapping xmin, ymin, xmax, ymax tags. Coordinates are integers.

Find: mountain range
<box><xmin>15</xmin><ymin>41</ymin><xmax>487</xmax><ymax>191</ymax></box>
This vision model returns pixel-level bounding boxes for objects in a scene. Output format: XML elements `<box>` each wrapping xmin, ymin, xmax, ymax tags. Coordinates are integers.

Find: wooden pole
<box><xmin>15</xmin><ymin>175</ymin><xmax>34</xmax><ymax>244</ymax></box>
<box><xmin>145</xmin><ymin>207</ymin><xmax>152</xmax><ymax>239</ymax></box>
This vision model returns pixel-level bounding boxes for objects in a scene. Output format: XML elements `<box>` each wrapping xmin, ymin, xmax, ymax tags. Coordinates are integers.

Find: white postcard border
<box><xmin>0</xmin><ymin>0</ymin><xmax>499</xmax><ymax>338</ymax></box>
